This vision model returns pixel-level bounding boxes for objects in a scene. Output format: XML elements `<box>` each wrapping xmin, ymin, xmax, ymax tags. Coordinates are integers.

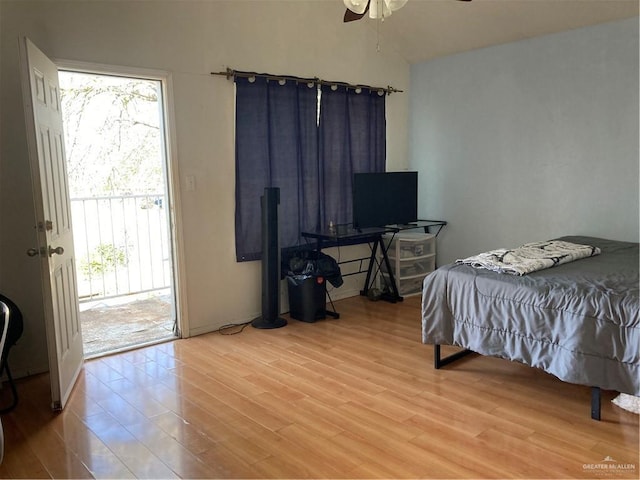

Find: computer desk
<box><xmin>301</xmin><ymin>220</ymin><xmax>447</xmax><ymax>308</ymax></box>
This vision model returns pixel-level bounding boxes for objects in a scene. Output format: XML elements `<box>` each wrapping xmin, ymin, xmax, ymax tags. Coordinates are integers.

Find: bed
<box><xmin>421</xmin><ymin>235</ymin><xmax>639</xmax><ymax>420</ymax></box>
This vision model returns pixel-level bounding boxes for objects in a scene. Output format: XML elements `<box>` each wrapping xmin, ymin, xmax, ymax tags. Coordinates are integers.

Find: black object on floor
<box><xmin>252</xmin><ymin>187</ymin><xmax>287</xmax><ymax>329</ymax></box>
<box><xmin>0</xmin><ymin>294</ymin><xmax>23</xmax><ymax>414</ymax></box>
<box><xmin>287</xmin><ymin>275</ymin><xmax>327</xmax><ymax>323</ymax></box>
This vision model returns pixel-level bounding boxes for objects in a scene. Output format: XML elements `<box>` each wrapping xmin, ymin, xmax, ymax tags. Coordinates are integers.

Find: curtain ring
<box><xmin>331</xmin><ymin>84</ymin><xmax>338</xmax><ymax>91</ymax></box>
<box><xmin>377</xmin><ymin>89</ymin><xmax>385</xmax><ymax>96</ymax></box>
<box><xmin>248</xmin><ymin>76</ymin><xmax>256</xmax><ymax>83</ymax></box>
<box><xmin>278</xmin><ymin>79</ymin><xmax>286</xmax><ymax>86</ymax></box>
<box><xmin>355</xmin><ymin>87</ymin><xmax>362</xmax><ymax>94</ymax></box>
<box><xmin>307</xmin><ymin>82</ymin><xmax>315</xmax><ymax>88</ymax></box>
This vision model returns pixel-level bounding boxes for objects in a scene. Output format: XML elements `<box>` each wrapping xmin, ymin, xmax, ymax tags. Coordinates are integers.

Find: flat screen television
<box><xmin>352</xmin><ymin>171</ymin><xmax>418</xmax><ymax>229</ymax></box>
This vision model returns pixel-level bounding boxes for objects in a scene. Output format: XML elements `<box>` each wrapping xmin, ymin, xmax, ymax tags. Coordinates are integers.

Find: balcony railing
<box><xmin>70</xmin><ymin>194</ymin><xmax>172</xmax><ymax>302</ymax></box>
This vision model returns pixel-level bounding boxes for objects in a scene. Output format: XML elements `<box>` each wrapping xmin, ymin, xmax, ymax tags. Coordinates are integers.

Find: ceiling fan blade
<box><xmin>344</xmin><ymin>8</ymin><xmax>366</xmax><ymax>22</ymax></box>
<box><xmin>343</xmin><ymin>0</ymin><xmax>370</xmax><ymax>22</ymax></box>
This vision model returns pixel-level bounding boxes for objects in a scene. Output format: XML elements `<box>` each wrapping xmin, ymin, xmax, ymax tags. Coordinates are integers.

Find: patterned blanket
<box><xmin>456</xmin><ymin>240</ymin><xmax>601</xmax><ymax>276</ymax></box>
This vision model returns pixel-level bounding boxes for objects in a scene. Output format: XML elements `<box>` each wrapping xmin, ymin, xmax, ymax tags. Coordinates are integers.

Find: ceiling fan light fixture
<box><xmin>368</xmin><ymin>0</ymin><xmax>390</xmax><ymax>19</ymax></box>
<box><xmin>387</xmin><ymin>0</ymin><xmax>408</xmax><ymax>10</ymax></box>
<box><xmin>369</xmin><ymin>0</ymin><xmax>408</xmax><ymax>19</ymax></box>
<box><xmin>343</xmin><ymin>0</ymin><xmax>413</xmax><ymax>23</ymax></box>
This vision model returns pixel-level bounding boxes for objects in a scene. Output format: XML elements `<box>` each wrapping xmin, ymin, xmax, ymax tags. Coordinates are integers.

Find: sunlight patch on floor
<box><xmin>80</xmin><ymin>289</ymin><xmax>175</xmax><ymax>358</ymax></box>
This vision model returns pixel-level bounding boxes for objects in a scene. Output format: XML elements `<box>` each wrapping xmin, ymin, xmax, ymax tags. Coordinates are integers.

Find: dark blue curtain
<box><xmin>235</xmin><ymin>76</ymin><xmax>318</xmax><ymax>261</ymax></box>
<box><xmin>319</xmin><ymin>85</ymin><xmax>386</xmax><ymax>228</ymax></box>
<box><xmin>235</xmin><ymin>78</ymin><xmax>386</xmax><ymax>262</ymax></box>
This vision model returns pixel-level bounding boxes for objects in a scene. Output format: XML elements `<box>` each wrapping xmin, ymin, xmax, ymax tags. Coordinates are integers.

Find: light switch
<box><xmin>186</xmin><ymin>175</ymin><xmax>196</xmax><ymax>192</ymax></box>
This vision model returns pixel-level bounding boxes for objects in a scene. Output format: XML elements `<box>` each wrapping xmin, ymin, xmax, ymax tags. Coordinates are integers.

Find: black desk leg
<box><xmin>325</xmin><ymin>289</ymin><xmax>340</xmax><ymax>319</ymax></box>
<box><xmin>361</xmin><ymin>239</ymin><xmax>379</xmax><ymax>296</ymax></box>
<box><xmin>378</xmin><ymin>236</ymin><xmax>401</xmax><ymax>302</ymax></box>
<box><xmin>360</xmin><ymin>238</ymin><xmax>402</xmax><ymax>302</ymax></box>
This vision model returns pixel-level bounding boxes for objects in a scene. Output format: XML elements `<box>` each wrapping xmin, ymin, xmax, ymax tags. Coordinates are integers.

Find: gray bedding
<box><xmin>421</xmin><ymin>236</ymin><xmax>639</xmax><ymax>395</ymax></box>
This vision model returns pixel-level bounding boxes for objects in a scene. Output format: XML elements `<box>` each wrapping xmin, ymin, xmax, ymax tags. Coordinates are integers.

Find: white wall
<box><xmin>409</xmin><ymin>18</ymin><xmax>639</xmax><ymax>265</ymax></box>
<box><xmin>0</xmin><ymin>1</ymin><xmax>410</xmax><ymax>375</ymax></box>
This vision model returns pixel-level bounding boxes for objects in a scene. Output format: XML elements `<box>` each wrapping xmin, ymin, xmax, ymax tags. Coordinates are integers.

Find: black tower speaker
<box><xmin>252</xmin><ymin>187</ymin><xmax>287</xmax><ymax>329</ymax></box>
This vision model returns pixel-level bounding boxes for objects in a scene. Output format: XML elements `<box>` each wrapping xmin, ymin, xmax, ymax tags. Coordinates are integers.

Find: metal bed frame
<box><xmin>433</xmin><ymin>345</ymin><xmax>602</xmax><ymax>421</ymax></box>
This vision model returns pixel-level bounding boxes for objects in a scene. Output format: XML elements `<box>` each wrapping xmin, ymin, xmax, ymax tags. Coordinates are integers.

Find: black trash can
<box><xmin>287</xmin><ymin>274</ymin><xmax>326</xmax><ymax>322</ymax></box>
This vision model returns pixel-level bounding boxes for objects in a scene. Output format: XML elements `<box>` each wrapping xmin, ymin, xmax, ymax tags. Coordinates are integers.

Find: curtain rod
<box><xmin>211</xmin><ymin>67</ymin><xmax>403</xmax><ymax>95</ymax></box>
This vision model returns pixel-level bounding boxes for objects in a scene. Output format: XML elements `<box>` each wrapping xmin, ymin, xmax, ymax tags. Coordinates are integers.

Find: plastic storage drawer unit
<box><xmin>380</xmin><ymin>232</ymin><xmax>437</xmax><ymax>297</ymax></box>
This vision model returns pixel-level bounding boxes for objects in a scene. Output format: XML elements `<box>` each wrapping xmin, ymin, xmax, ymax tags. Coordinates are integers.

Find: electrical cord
<box><xmin>217</xmin><ymin>320</ymin><xmax>252</xmax><ymax>335</ymax></box>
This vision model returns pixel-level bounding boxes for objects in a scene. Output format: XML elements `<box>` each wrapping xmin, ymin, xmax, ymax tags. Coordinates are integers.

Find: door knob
<box><xmin>27</xmin><ymin>246</ymin><xmax>64</xmax><ymax>257</ymax></box>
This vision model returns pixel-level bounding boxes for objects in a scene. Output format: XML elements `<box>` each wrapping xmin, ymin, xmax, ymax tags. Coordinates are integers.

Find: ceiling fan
<box><xmin>343</xmin><ymin>0</ymin><xmax>471</xmax><ymax>23</ymax></box>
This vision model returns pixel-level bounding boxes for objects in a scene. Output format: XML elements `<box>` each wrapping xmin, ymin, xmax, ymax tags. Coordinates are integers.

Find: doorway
<box><xmin>58</xmin><ymin>70</ymin><xmax>179</xmax><ymax>358</ymax></box>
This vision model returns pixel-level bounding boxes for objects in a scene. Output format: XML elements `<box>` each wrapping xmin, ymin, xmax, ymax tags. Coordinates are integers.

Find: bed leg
<box><xmin>591</xmin><ymin>387</ymin><xmax>601</xmax><ymax>421</ymax></box>
<box><xmin>434</xmin><ymin>344</ymin><xmax>473</xmax><ymax>369</ymax></box>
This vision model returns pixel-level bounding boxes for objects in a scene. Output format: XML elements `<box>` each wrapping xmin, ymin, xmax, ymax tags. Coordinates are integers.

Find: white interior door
<box><xmin>20</xmin><ymin>37</ymin><xmax>83</xmax><ymax>410</ymax></box>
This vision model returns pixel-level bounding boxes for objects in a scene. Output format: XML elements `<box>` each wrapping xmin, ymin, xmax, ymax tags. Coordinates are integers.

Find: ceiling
<box><xmin>356</xmin><ymin>0</ymin><xmax>639</xmax><ymax>63</ymax></box>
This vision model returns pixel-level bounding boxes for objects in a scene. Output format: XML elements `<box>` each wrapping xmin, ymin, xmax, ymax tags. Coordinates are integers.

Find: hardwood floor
<box><xmin>0</xmin><ymin>295</ymin><xmax>637</xmax><ymax>479</ymax></box>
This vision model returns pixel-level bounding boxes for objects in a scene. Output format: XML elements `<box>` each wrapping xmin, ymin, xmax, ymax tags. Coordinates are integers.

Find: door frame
<box><xmin>54</xmin><ymin>59</ymin><xmax>189</xmax><ymax>338</ymax></box>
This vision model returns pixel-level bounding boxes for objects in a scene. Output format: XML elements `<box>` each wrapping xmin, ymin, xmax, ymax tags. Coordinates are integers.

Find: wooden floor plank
<box><xmin>0</xmin><ymin>295</ymin><xmax>637</xmax><ymax>479</ymax></box>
